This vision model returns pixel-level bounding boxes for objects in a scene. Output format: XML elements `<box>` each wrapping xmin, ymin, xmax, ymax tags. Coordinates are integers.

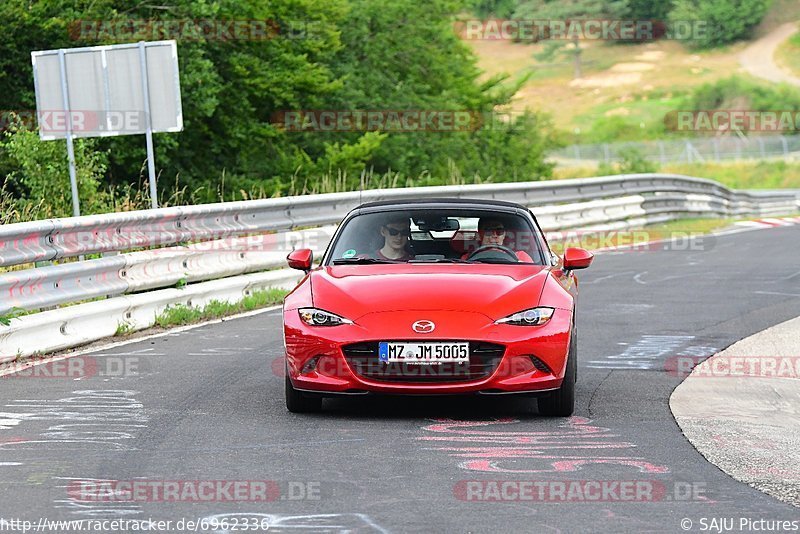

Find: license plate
<box><xmin>378</xmin><ymin>342</ymin><xmax>469</xmax><ymax>364</ymax></box>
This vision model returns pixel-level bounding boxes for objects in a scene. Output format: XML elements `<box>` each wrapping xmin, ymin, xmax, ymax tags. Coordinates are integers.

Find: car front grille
<box><xmin>341</xmin><ymin>341</ymin><xmax>505</xmax><ymax>382</ymax></box>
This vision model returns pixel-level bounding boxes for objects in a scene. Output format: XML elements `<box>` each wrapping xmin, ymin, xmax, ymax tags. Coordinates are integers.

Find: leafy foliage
<box><xmin>625</xmin><ymin>0</ymin><xmax>674</xmax><ymax>21</ymax></box>
<box><xmin>597</xmin><ymin>146</ymin><xmax>660</xmax><ymax>175</ymax></box>
<box><xmin>682</xmin><ymin>76</ymin><xmax>800</xmax><ymax>117</ymax></box>
<box><xmin>2</xmin><ymin>119</ymin><xmax>110</xmax><ymax>218</ymax></box>
<box><xmin>0</xmin><ymin>0</ymin><xmax>557</xmax><ymax>219</ymax></box>
<box><xmin>470</xmin><ymin>0</ymin><xmax>520</xmax><ymax>17</ymax></box>
<box><xmin>669</xmin><ymin>0</ymin><xmax>772</xmax><ymax>48</ymax></box>
<box><xmin>514</xmin><ymin>0</ymin><xmax>629</xmax><ymax>78</ymax></box>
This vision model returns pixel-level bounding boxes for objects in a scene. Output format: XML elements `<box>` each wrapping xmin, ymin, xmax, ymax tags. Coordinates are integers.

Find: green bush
<box><xmin>0</xmin><ymin>0</ymin><xmax>558</xmax><ymax>216</ymax></box>
<box><xmin>470</xmin><ymin>0</ymin><xmax>518</xmax><ymax>17</ymax></box>
<box><xmin>669</xmin><ymin>0</ymin><xmax>772</xmax><ymax>49</ymax></box>
<box><xmin>626</xmin><ymin>0</ymin><xmax>674</xmax><ymax>21</ymax></box>
<box><xmin>597</xmin><ymin>147</ymin><xmax>660</xmax><ymax>175</ymax></box>
<box><xmin>1</xmin><ymin>119</ymin><xmax>111</xmax><ymax>218</ymax></box>
<box><xmin>685</xmin><ymin>76</ymin><xmax>800</xmax><ymax>111</ymax></box>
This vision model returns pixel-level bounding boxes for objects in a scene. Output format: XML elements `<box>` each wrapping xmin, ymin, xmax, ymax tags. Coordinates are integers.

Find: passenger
<box><xmin>374</xmin><ymin>216</ymin><xmax>415</xmax><ymax>261</ymax></box>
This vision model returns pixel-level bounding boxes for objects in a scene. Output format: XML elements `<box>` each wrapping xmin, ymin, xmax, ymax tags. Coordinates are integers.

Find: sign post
<box><xmin>138</xmin><ymin>41</ymin><xmax>159</xmax><ymax>208</ymax></box>
<box><xmin>31</xmin><ymin>40</ymin><xmax>183</xmax><ymax>214</ymax></box>
<box><xmin>57</xmin><ymin>49</ymin><xmax>81</xmax><ymax>217</ymax></box>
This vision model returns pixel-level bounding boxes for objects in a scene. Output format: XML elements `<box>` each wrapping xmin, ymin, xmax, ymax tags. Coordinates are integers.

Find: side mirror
<box><xmin>563</xmin><ymin>247</ymin><xmax>593</xmax><ymax>270</ymax></box>
<box><xmin>287</xmin><ymin>249</ymin><xmax>313</xmax><ymax>271</ymax></box>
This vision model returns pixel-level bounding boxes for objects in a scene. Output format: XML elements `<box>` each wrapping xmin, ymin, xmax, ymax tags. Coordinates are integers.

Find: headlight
<box><xmin>298</xmin><ymin>308</ymin><xmax>353</xmax><ymax>326</ymax></box>
<box><xmin>495</xmin><ymin>307</ymin><xmax>555</xmax><ymax>326</ymax></box>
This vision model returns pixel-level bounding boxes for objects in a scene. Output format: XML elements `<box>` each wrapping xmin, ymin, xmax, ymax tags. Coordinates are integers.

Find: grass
<box><xmin>469</xmin><ymin>38</ymin><xmax>747</xmax><ymax>134</ymax></box>
<box><xmin>0</xmin><ymin>308</ymin><xmax>26</xmax><ymax>326</ymax></box>
<box><xmin>467</xmin><ymin>0</ymin><xmax>800</xmax><ymax>140</ymax></box>
<box><xmin>637</xmin><ymin>217</ymin><xmax>736</xmax><ymax>237</ymax></box>
<box><xmin>570</xmin><ymin>93</ymin><xmax>688</xmax><ymax>141</ymax></box>
<box><xmin>775</xmin><ymin>32</ymin><xmax>800</xmax><ymax>79</ymax></box>
<box><xmin>663</xmin><ymin>161</ymin><xmax>800</xmax><ymax>189</ymax></box>
<box><xmin>152</xmin><ymin>288</ymin><xmax>288</xmax><ymax>330</ymax></box>
<box><xmin>553</xmin><ymin>160</ymin><xmax>800</xmax><ymax>189</ymax></box>
<box><xmin>115</xmin><ymin>321</ymin><xmax>134</xmax><ymax>336</ymax></box>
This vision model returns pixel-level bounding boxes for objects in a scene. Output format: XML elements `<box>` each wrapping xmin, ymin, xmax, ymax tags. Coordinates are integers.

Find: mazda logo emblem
<box><xmin>412</xmin><ymin>320</ymin><xmax>435</xmax><ymax>334</ymax></box>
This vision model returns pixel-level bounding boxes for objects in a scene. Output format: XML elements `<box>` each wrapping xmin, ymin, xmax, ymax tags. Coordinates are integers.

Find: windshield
<box><xmin>325</xmin><ymin>208</ymin><xmax>547</xmax><ymax>265</ymax></box>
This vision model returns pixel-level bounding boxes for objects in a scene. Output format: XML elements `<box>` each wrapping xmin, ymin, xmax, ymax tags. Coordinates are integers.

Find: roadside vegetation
<box><xmin>775</xmin><ymin>32</ymin><xmax>800</xmax><ymax>78</ymax></box>
<box><xmin>150</xmin><ymin>288</ymin><xmax>288</xmax><ymax>331</ymax></box>
<box><xmin>0</xmin><ymin>0</ymin><xmax>556</xmax><ymax>219</ymax></box>
<box><xmin>0</xmin><ymin>0</ymin><xmax>797</xmax><ymax>224</ymax></box>
<box><xmin>554</xmin><ymin>159</ymin><xmax>800</xmax><ymax>190</ymax></box>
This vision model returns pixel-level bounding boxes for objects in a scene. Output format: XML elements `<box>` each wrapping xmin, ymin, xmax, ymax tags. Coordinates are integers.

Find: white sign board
<box><xmin>31</xmin><ymin>40</ymin><xmax>183</xmax><ymax>140</ymax></box>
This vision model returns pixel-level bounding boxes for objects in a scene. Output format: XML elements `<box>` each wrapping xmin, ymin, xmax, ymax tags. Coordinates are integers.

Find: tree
<box><xmin>2</xmin><ymin>119</ymin><xmax>109</xmax><ymax>217</ymax></box>
<box><xmin>670</xmin><ymin>0</ymin><xmax>771</xmax><ymax>49</ymax></box>
<box><xmin>625</xmin><ymin>0</ymin><xmax>674</xmax><ymax>22</ymax></box>
<box><xmin>1</xmin><ymin>0</ymin><xmax>558</xmax><ymax>211</ymax></box>
<box><xmin>470</xmin><ymin>0</ymin><xmax>519</xmax><ymax>18</ymax></box>
<box><xmin>329</xmin><ymin>0</ymin><xmax>557</xmax><ymax>182</ymax></box>
<box><xmin>514</xmin><ymin>0</ymin><xmax>629</xmax><ymax>79</ymax></box>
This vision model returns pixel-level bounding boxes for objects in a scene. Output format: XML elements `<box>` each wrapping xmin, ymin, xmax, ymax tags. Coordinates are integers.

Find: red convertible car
<box><xmin>282</xmin><ymin>199</ymin><xmax>593</xmax><ymax>416</ymax></box>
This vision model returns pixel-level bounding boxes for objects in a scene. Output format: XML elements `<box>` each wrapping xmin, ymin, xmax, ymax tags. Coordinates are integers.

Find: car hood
<box><xmin>310</xmin><ymin>264</ymin><xmax>551</xmax><ymax>321</ymax></box>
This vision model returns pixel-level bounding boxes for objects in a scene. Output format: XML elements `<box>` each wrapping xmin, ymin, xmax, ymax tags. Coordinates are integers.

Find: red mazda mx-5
<box><xmin>282</xmin><ymin>199</ymin><xmax>593</xmax><ymax>416</ymax></box>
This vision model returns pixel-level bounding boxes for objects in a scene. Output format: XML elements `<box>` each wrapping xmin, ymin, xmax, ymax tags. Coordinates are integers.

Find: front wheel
<box><xmin>538</xmin><ymin>332</ymin><xmax>576</xmax><ymax>417</ymax></box>
<box><xmin>285</xmin><ymin>376</ymin><xmax>323</xmax><ymax>413</ymax></box>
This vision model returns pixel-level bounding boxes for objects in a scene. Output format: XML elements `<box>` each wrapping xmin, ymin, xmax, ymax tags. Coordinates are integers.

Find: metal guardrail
<box><xmin>0</xmin><ymin>175</ymin><xmax>797</xmax><ymax>314</ymax></box>
<box><xmin>0</xmin><ymin>173</ymin><xmax>798</xmax><ymax>359</ymax></box>
<box><xmin>0</xmin><ymin>269</ymin><xmax>298</xmax><ymax>362</ymax></box>
<box><xmin>2</xmin><ymin>173</ymin><xmax>796</xmax><ymax>268</ymax></box>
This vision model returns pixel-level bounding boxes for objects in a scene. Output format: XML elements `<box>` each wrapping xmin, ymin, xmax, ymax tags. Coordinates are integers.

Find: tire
<box><xmin>538</xmin><ymin>330</ymin><xmax>576</xmax><ymax>417</ymax></box>
<box><xmin>285</xmin><ymin>376</ymin><xmax>323</xmax><ymax>413</ymax></box>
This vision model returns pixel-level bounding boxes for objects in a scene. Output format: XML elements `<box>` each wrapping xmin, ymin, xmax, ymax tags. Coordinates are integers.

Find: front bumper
<box><xmin>283</xmin><ymin>309</ymin><xmax>572</xmax><ymax>396</ymax></box>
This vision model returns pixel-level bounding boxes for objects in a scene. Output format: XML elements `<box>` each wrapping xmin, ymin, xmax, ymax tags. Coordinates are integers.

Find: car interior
<box><xmin>333</xmin><ymin>210</ymin><xmax>545</xmax><ymax>263</ymax></box>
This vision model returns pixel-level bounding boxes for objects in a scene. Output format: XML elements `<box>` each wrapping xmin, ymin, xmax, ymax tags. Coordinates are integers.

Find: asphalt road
<box><xmin>1</xmin><ymin>225</ymin><xmax>799</xmax><ymax>533</ymax></box>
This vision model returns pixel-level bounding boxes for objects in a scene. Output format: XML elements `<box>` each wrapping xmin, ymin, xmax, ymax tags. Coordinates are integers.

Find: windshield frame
<box><xmin>320</xmin><ymin>204</ymin><xmax>550</xmax><ymax>267</ymax></box>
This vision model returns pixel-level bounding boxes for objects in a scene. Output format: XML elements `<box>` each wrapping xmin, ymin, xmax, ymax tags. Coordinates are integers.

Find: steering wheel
<box><xmin>466</xmin><ymin>244</ymin><xmax>519</xmax><ymax>262</ymax></box>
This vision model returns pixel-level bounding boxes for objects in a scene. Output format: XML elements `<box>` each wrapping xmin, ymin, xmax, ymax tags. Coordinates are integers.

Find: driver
<box><xmin>372</xmin><ymin>215</ymin><xmax>415</xmax><ymax>261</ymax></box>
<box><xmin>463</xmin><ymin>218</ymin><xmax>533</xmax><ymax>262</ymax></box>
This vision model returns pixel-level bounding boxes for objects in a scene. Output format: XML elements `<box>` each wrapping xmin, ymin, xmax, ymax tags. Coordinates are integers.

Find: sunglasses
<box><xmin>482</xmin><ymin>228</ymin><xmax>505</xmax><ymax>235</ymax></box>
<box><xmin>384</xmin><ymin>226</ymin><xmax>411</xmax><ymax>237</ymax></box>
